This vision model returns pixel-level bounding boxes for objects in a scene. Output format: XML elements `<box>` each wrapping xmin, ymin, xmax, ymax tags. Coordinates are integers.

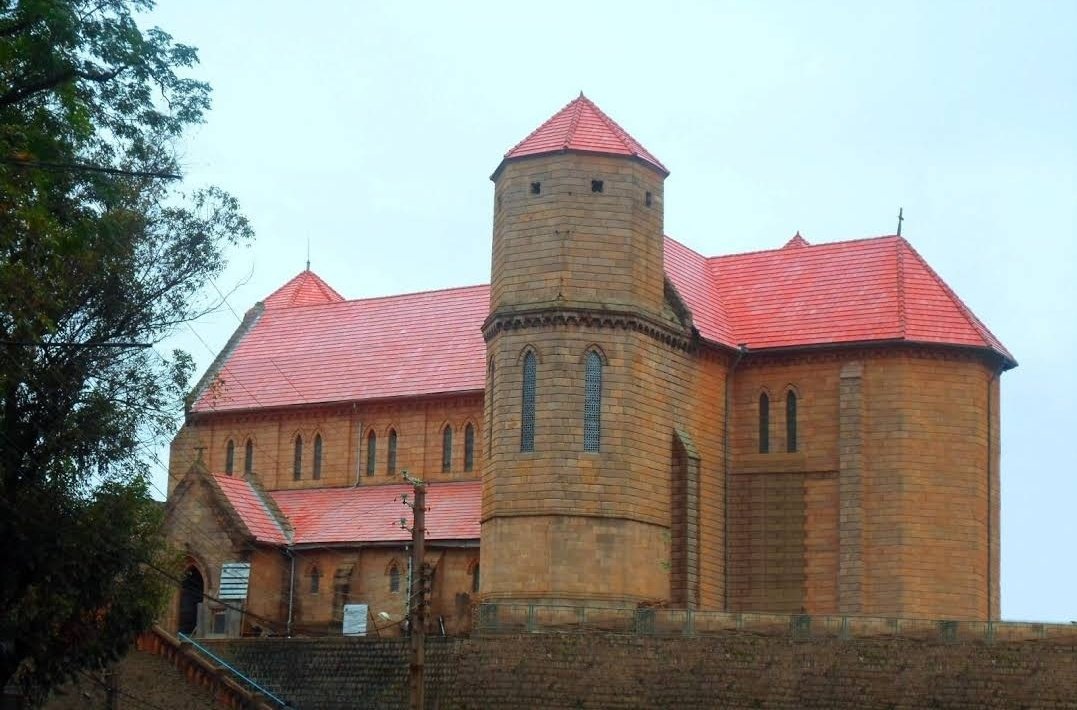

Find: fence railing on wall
<box><xmin>475</xmin><ymin>603</ymin><xmax>1077</xmax><ymax>644</ymax></box>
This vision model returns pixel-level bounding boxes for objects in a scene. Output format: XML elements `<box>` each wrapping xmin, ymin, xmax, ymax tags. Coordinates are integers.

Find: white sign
<box><xmin>342</xmin><ymin>604</ymin><xmax>369</xmax><ymax>636</ymax></box>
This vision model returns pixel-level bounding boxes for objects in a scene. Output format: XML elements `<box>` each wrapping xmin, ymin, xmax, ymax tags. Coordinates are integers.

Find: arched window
<box><xmin>244</xmin><ymin>439</ymin><xmax>253</xmax><ymax>475</ymax></box>
<box><xmin>521</xmin><ymin>350</ymin><xmax>536</xmax><ymax>452</ymax></box>
<box><xmin>293</xmin><ymin>435</ymin><xmax>303</xmax><ymax>481</ymax></box>
<box><xmin>389</xmin><ymin>563</ymin><xmax>401</xmax><ymax>593</ymax></box>
<box><xmin>387</xmin><ymin>429</ymin><xmax>398</xmax><ymax>475</ymax></box>
<box><xmin>464</xmin><ymin>423</ymin><xmax>475</xmax><ymax>472</ymax></box>
<box><xmin>759</xmin><ymin>393</ymin><xmax>770</xmax><ymax>454</ymax></box>
<box><xmin>441</xmin><ymin>425</ymin><xmax>453</xmax><ymax>473</ymax></box>
<box><xmin>366</xmin><ymin>431</ymin><xmax>376</xmax><ymax>477</ymax></box>
<box><xmin>583</xmin><ymin>350</ymin><xmax>602</xmax><ymax>452</ymax></box>
<box><xmin>471</xmin><ymin>562</ymin><xmax>480</xmax><ymax>594</ymax></box>
<box><xmin>309</xmin><ymin>566</ymin><xmax>321</xmax><ymax>594</ymax></box>
<box><xmin>313</xmin><ymin>433</ymin><xmax>323</xmax><ymax>480</ymax></box>
<box><xmin>786</xmin><ymin>390</ymin><xmax>798</xmax><ymax>452</ymax></box>
<box><xmin>225</xmin><ymin>440</ymin><xmax>235</xmax><ymax>476</ymax></box>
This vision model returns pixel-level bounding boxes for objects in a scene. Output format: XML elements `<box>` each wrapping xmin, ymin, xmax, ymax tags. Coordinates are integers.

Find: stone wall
<box><xmin>195</xmin><ymin>623</ymin><xmax>1077</xmax><ymax>709</ymax></box>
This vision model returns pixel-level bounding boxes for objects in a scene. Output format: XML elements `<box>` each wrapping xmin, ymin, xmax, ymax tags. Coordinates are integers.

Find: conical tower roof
<box><xmin>495</xmin><ymin>94</ymin><xmax>668</xmax><ymax>177</ymax></box>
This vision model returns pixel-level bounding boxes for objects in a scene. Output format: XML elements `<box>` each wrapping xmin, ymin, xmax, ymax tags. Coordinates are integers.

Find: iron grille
<box><xmin>584</xmin><ymin>351</ymin><xmax>602</xmax><ymax>451</ymax></box>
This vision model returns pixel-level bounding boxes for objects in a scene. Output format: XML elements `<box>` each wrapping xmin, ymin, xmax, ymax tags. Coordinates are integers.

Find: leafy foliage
<box><xmin>0</xmin><ymin>0</ymin><xmax>252</xmax><ymax>702</ymax></box>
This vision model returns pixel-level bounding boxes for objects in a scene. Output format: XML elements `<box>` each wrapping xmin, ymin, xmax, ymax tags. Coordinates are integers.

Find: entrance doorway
<box><xmin>178</xmin><ymin>566</ymin><xmax>204</xmax><ymax>634</ymax></box>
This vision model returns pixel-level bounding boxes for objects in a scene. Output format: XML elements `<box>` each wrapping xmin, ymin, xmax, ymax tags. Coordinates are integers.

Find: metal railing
<box><xmin>177</xmin><ymin>632</ymin><xmax>292</xmax><ymax>708</ymax></box>
<box><xmin>475</xmin><ymin>603</ymin><xmax>1077</xmax><ymax>644</ymax></box>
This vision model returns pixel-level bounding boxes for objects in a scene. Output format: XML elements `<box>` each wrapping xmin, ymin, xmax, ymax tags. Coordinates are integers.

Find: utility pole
<box><xmin>402</xmin><ymin>471</ymin><xmax>427</xmax><ymax>710</ymax></box>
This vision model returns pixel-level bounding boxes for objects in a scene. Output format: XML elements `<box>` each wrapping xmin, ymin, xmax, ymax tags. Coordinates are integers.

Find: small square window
<box><xmin>591</xmin><ymin>180</ymin><xmax>603</xmax><ymax>193</ymax></box>
<box><xmin>530</xmin><ymin>182</ymin><xmax>541</xmax><ymax>195</ymax></box>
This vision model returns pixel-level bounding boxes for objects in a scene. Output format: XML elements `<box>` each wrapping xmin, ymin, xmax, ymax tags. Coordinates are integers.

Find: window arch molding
<box><xmin>515</xmin><ymin>344</ymin><xmax>542</xmax><ymax>366</ymax></box>
<box><xmin>578</xmin><ymin>344</ymin><xmax>609</xmax><ymax>366</ymax></box>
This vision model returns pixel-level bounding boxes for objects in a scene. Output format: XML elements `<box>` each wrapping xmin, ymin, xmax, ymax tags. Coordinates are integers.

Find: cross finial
<box><xmin>306</xmin><ymin>237</ymin><xmax>311</xmax><ymax>271</ymax></box>
<box><xmin>897</xmin><ymin>207</ymin><xmax>904</xmax><ymax>237</ymax></box>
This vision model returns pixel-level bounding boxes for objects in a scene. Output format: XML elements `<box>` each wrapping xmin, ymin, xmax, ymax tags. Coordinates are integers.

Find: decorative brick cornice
<box><xmin>483</xmin><ymin>305</ymin><xmax>695</xmax><ymax>352</ymax></box>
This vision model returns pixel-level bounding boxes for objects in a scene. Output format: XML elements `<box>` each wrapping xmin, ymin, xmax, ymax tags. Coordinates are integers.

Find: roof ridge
<box><xmin>896</xmin><ymin>238</ymin><xmax>907</xmax><ymax>338</ymax></box>
<box><xmin>504</xmin><ymin>96</ymin><xmax>578</xmax><ymax>157</ymax></box>
<box><xmin>255</xmin><ymin>282</ymin><xmax>490</xmax><ymax>313</ymax></box>
<box><xmin>710</xmin><ymin>234</ymin><xmax>900</xmax><ymax>262</ymax></box>
<box><xmin>898</xmin><ymin>238</ymin><xmax>1014</xmax><ymax>364</ymax></box>
<box><xmin>564</xmin><ymin>94</ymin><xmax>585</xmax><ymax>149</ymax></box>
<box><xmin>245</xmin><ymin>473</ymin><xmax>294</xmax><ymax>544</ymax></box>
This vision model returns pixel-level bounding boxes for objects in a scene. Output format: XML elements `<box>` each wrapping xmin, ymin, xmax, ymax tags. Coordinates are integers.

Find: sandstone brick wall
<box><xmin>491</xmin><ymin>154</ymin><xmax>666</xmax><ymax>316</ymax></box>
<box><xmin>727</xmin><ymin>349</ymin><xmax>998</xmax><ymax>620</ymax></box>
<box><xmin>169</xmin><ymin>394</ymin><xmax>484</xmax><ymax>493</ymax></box>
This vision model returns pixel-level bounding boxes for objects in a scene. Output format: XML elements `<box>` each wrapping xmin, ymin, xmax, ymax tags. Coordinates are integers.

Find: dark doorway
<box><xmin>179</xmin><ymin>566</ymin><xmax>204</xmax><ymax>635</ymax></box>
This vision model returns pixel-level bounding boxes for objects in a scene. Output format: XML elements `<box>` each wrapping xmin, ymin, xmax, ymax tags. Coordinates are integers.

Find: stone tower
<box><xmin>481</xmin><ymin>95</ymin><xmax>696</xmax><ymax>606</ymax></box>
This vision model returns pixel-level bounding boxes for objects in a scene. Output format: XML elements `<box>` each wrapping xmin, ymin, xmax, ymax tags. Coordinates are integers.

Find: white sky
<box><xmin>146</xmin><ymin>0</ymin><xmax>1076</xmax><ymax>622</ymax></box>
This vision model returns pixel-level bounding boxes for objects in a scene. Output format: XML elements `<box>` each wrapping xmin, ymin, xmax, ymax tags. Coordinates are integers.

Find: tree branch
<box><xmin>0</xmin><ymin>65</ymin><xmax>125</xmax><ymax>109</ymax></box>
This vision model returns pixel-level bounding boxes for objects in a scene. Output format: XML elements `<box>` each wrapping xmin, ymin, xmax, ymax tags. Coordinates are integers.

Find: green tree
<box><xmin>0</xmin><ymin>0</ymin><xmax>252</xmax><ymax>702</ymax></box>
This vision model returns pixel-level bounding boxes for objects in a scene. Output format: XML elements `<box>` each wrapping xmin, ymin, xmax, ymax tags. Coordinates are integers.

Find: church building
<box><xmin>164</xmin><ymin>95</ymin><xmax>1014</xmax><ymax>637</ymax></box>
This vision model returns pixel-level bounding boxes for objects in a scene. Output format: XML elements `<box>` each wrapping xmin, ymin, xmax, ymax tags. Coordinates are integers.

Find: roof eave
<box><xmin>730</xmin><ymin>338</ymin><xmax>1016</xmax><ymax>371</ymax></box>
<box><xmin>490</xmin><ymin>148</ymin><xmax>670</xmax><ymax>182</ymax></box>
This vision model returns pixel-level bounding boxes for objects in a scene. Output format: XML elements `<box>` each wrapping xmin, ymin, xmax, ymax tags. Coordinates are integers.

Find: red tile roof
<box><xmin>271</xmin><ymin>481</ymin><xmax>480</xmax><ymax>545</ymax></box>
<box><xmin>263</xmin><ymin>270</ymin><xmax>344</xmax><ymax>309</ymax></box>
<box><xmin>703</xmin><ymin>235</ymin><xmax>1014</xmax><ymax>364</ymax></box>
<box><xmin>499</xmin><ymin>94</ymin><xmax>668</xmax><ymax>176</ymax></box>
<box><xmin>190</xmin><ymin>284</ymin><xmax>488</xmax><ymax>413</ymax></box>
<box><xmin>190</xmin><ymin>234</ymin><xmax>1012</xmax><ymax>414</ymax></box>
<box><xmin>212</xmin><ymin>474</ymin><xmax>290</xmax><ymax>545</ymax></box>
<box><xmin>209</xmin><ymin>476</ymin><xmax>479</xmax><ymax>546</ymax></box>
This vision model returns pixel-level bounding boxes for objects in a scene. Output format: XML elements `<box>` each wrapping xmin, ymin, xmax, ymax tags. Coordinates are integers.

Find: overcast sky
<box><xmin>146</xmin><ymin>0</ymin><xmax>1076</xmax><ymax>622</ymax></box>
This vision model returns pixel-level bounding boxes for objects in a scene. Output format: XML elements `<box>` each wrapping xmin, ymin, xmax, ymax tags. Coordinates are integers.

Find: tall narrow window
<box><xmin>225</xmin><ymin>440</ymin><xmax>235</xmax><ymax>476</ymax></box>
<box><xmin>759</xmin><ymin>393</ymin><xmax>770</xmax><ymax>454</ymax></box>
<box><xmin>313</xmin><ymin>433</ymin><xmax>323</xmax><ymax>480</ymax></box>
<box><xmin>464</xmin><ymin>424</ymin><xmax>475</xmax><ymax>472</ymax></box>
<box><xmin>244</xmin><ymin>439</ymin><xmax>253</xmax><ymax>475</ymax></box>
<box><xmin>293</xmin><ymin>435</ymin><xmax>303</xmax><ymax>480</ymax></box>
<box><xmin>471</xmin><ymin>562</ymin><xmax>480</xmax><ymax>594</ymax></box>
<box><xmin>309</xmin><ymin>567</ymin><xmax>321</xmax><ymax>594</ymax></box>
<box><xmin>442</xmin><ymin>425</ymin><xmax>452</xmax><ymax>473</ymax></box>
<box><xmin>387</xmin><ymin>429</ymin><xmax>398</xmax><ymax>475</ymax></box>
<box><xmin>786</xmin><ymin>390</ymin><xmax>798</xmax><ymax>452</ymax></box>
<box><xmin>583</xmin><ymin>350</ymin><xmax>602</xmax><ymax>452</ymax></box>
<box><xmin>366</xmin><ymin>431</ymin><xmax>376</xmax><ymax>476</ymax></box>
<box><xmin>521</xmin><ymin>351</ymin><xmax>536</xmax><ymax>452</ymax></box>
<box><xmin>389</xmin><ymin>564</ymin><xmax>401</xmax><ymax>593</ymax></box>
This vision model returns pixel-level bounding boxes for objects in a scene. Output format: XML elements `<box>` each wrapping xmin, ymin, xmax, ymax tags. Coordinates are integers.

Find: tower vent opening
<box><xmin>591</xmin><ymin>180</ymin><xmax>604</xmax><ymax>193</ymax></box>
<box><xmin>530</xmin><ymin>182</ymin><xmax>541</xmax><ymax>195</ymax></box>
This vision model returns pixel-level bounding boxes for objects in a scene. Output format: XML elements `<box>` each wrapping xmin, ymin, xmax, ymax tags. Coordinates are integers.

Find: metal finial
<box><xmin>897</xmin><ymin>207</ymin><xmax>904</xmax><ymax>237</ymax></box>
